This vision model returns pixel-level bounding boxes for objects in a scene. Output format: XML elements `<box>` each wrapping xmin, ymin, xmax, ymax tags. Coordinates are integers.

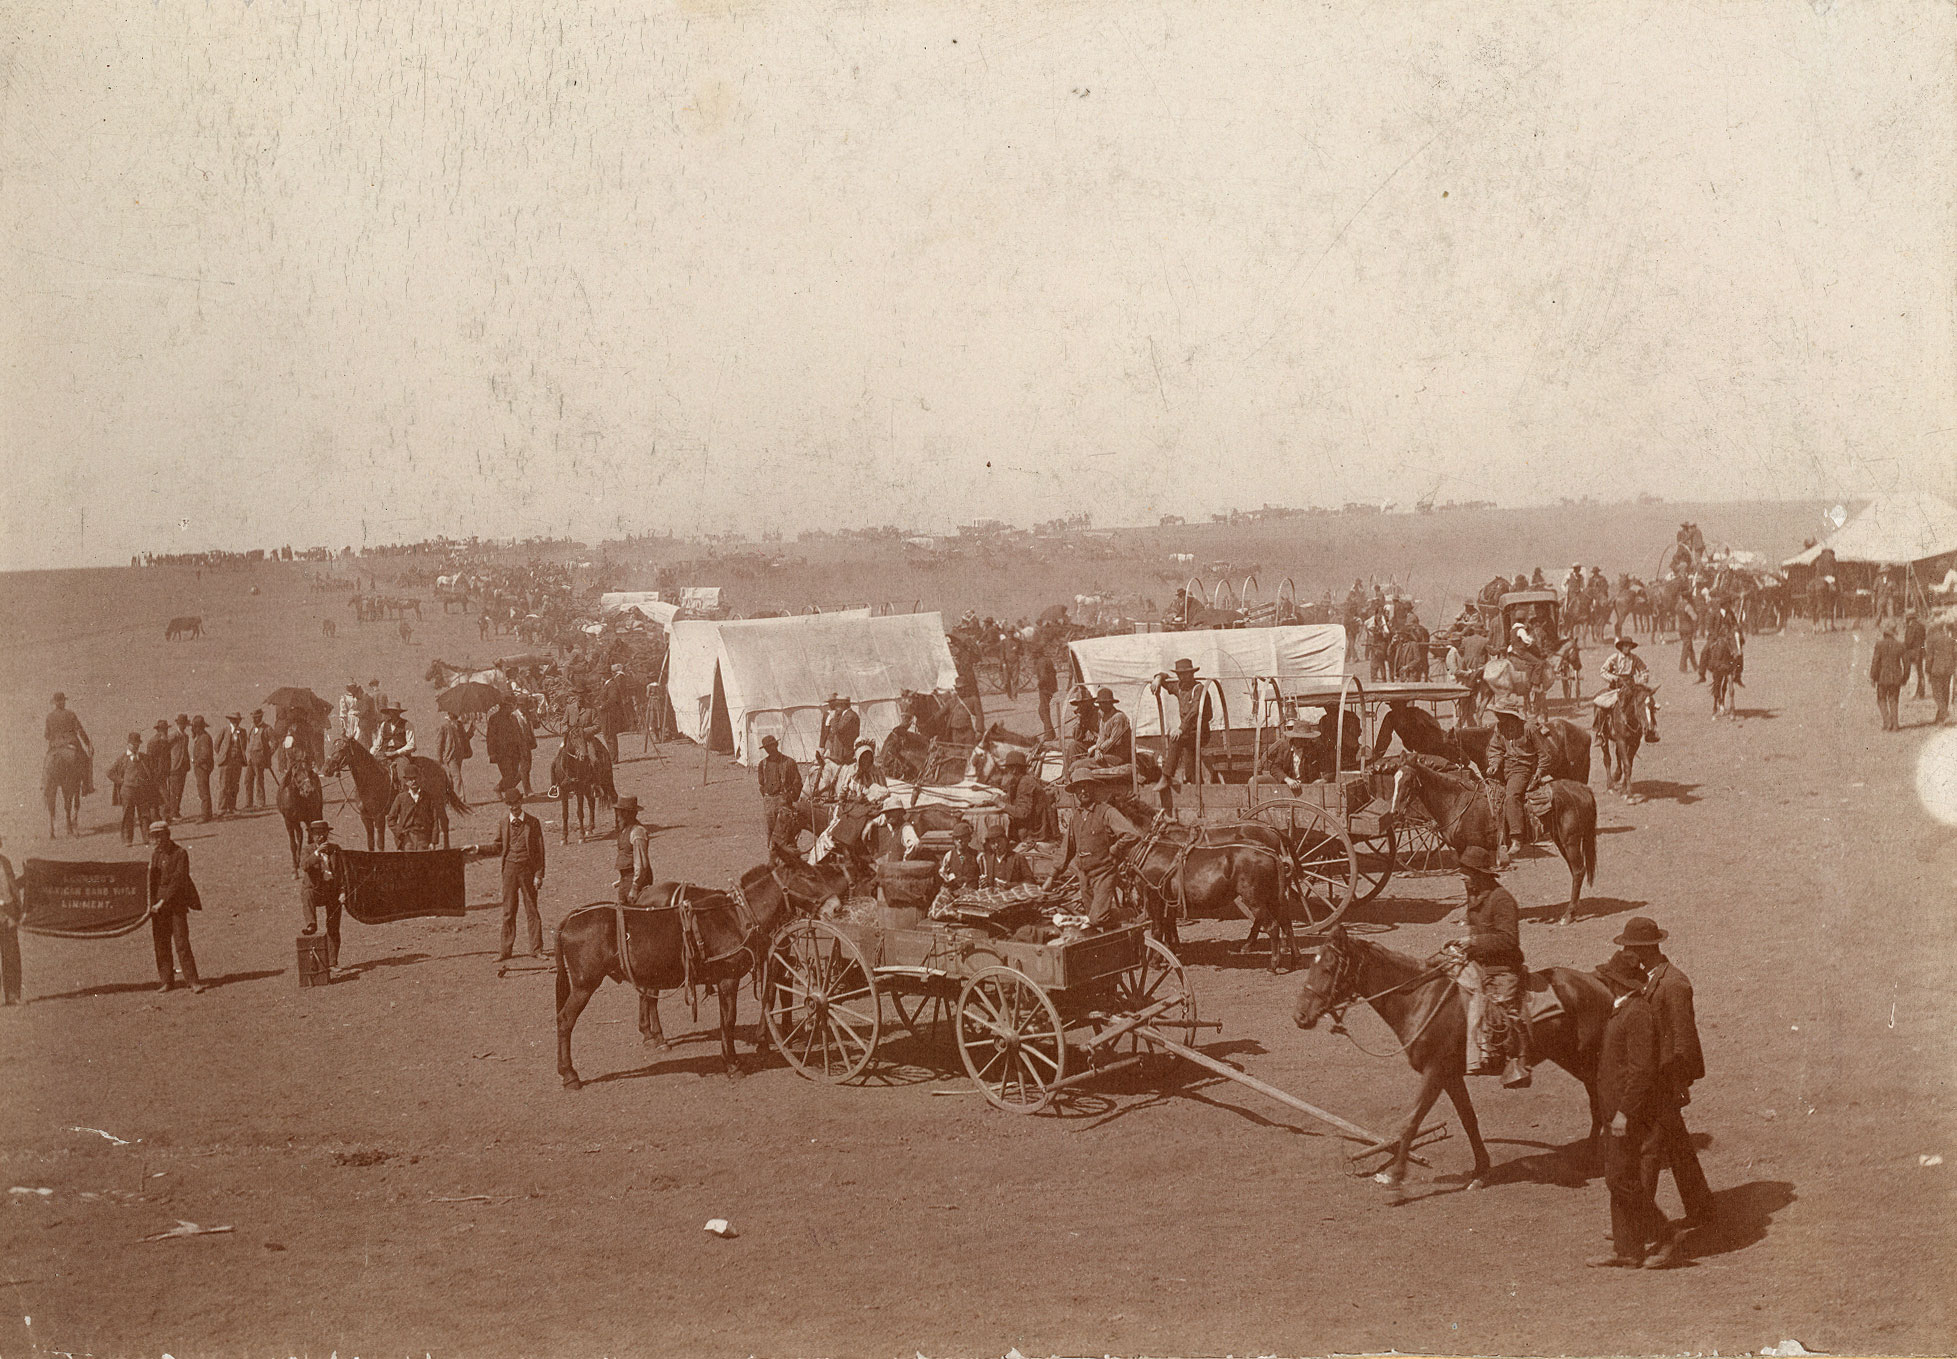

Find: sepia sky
<box><xmin>3</xmin><ymin>0</ymin><xmax>1953</xmax><ymax>568</ymax></box>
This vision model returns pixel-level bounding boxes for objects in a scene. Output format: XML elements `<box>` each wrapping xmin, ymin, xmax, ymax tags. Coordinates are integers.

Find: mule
<box><xmin>1388</xmin><ymin>755</ymin><xmax>1598</xmax><ymax>923</ymax></box>
<box><xmin>276</xmin><ymin>760</ymin><xmax>325</xmax><ymax>873</ymax></box>
<box><xmin>1593</xmin><ymin>683</ymin><xmax>1660</xmax><ymax>799</ymax></box>
<box><xmin>550</xmin><ymin>735</ymin><xmax>615</xmax><ymax>843</ymax></box>
<box><xmin>1123</xmin><ymin>825</ymin><xmax>1299</xmax><ymax>973</ymax></box>
<box><xmin>321</xmin><ymin>737</ymin><xmax>467</xmax><ymax>850</ymax></box>
<box><xmin>1293</xmin><ymin>926</ymin><xmax>1613</xmax><ymax>1190</ymax></box>
<box><xmin>43</xmin><ymin>747</ymin><xmax>86</xmax><ymax>837</ymax></box>
<box><xmin>553</xmin><ymin>861</ymin><xmax>847</xmax><ymax>1088</ymax></box>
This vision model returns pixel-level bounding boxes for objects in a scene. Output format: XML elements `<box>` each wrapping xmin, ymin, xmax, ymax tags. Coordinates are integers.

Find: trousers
<box><xmin>1876</xmin><ymin>684</ymin><xmax>1901</xmax><ymax>731</ymax></box>
<box><xmin>1502</xmin><ymin>767</ymin><xmax>1532</xmax><ymax>843</ymax></box>
<box><xmin>246</xmin><ymin>761</ymin><xmax>270</xmax><ymax>807</ymax></box>
<box><xmin>443</xmin><ymin>758</ymin><xmax>464</xmax><ymax>799</ymax></box>
<box><xmin>1606</xmin><ymin>1115</ymin><xmax>1669</xmax><ymax>1261</ymax></box>
<box><xmin>761</xmin><ymin>794</ymin><xmax>784</xmax><ymax>854</ymax></box>
<box><xmin>1079</xmin><ymin>861</ymin><xmax>1122</xmax><ymax>929</ymax></box>
<box><xmin>1</xmin><ymin>922</ymin><xmax>19</xmax><ymax>1004</ymax></box>
<box><xmin>1677</xmin><ymin>634</ymin><xmax>1696</xmax><ymax>671</ymax></box>
<box><xmin>500</xmin><ymin>865</ymin><xmax>543</xmax><ymax>957</ymax></box>
<box><xmin>166</xmin><ymin>771</ymin><xmax>187</xmax><ymax>818</ymax></box>
<box><xmin>1642</xmin><ymin>1094</ymin><xmax>1716</xmax><ymax>1221</ymax></box>
<box><xmin>302</xmin><ymin>886</ymin><xmax>342</xmax><ymax>969</ymax></box>
<box><xmin>150</xmin><ymin>907</ymin><xmax>200</xmax><ymax>986</ymax></box>
<box><xmin>219</xmin><ymin>763</ymin><xmax>243</xmax><ymax>813</ymax></box>
<box><xmin>1931</xmin><ymin>672</ymin><xmax>1952</xmax><ymax>724</ymax></box>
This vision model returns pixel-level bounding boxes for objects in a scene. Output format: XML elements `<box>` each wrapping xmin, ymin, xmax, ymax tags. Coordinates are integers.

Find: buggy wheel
<box><xmin>1392</xmin><ymin>814</ymin><xmax>1454</xmax><ymax>875</ymax></box>
<box><xmin>1244</xmin><ymin>798</ymin><xmax>1356</xmax><ymax>930</ymax></box>
<box><xmin>1100</xmin><ymin>936</ymin><xmax>1196</xmax><ymax>1074</ymax></box>
<box><xmin>957</xmin><ymin>967</ymin><xmax>1066</xmax><ymax>1113</ymax></box>
<box><xmin>764</xmin><ymin>919</ymin><xmax>881</xmax><ymax>1083</ymax></box>
<box><xmin>1354</xmin><ymin>831</ymin><xmax>1395</xmax><ymax>902</ymax></box>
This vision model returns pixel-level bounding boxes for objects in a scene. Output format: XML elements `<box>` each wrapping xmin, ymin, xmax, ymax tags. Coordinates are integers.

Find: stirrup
<box><xmin>1501</xmin><ymin>1057</ymin><xmax>1533</xmax><ymax>1088</ymax></box>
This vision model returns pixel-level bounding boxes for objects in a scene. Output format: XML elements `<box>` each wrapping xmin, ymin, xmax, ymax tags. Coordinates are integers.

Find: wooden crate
<box><xmin>834</xmin><ymin>920</ymin><xmax>1146</xmax><ymax>992</ymax></box>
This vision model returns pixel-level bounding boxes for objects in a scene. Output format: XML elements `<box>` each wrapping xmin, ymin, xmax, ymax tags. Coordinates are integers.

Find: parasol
<box><xmin>437</xmin><ymin>681</ymin><xmax>506</xmax><ymax>717</ymax></box>
<box><xmin>263</xmin><ymin>686</ymin><xmax>332</xmax><ymax>714</ymax></box>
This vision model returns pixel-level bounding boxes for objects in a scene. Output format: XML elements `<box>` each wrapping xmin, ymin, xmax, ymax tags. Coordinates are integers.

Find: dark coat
<box><xmin>147</xmin><ymin>840</ymin><xmax>202</xmax><ymax>913</ymax></box>
<box><xmin>386</xmin><ymin>789</ymin><xmax>440</xmax><ymax>845</ymax></box>
<box><xmin>1597</xmin><ymin>991</ymin><xmax>1663</xmax><ymax>1121</ymax></box>
<box><xmin>757</xmin><ymin>751</ymin><xmax>803</xmax><ymax>801</ymax></box>
<box><xmin>1463</xmin><ymin>883</ymin><xmax>1523</xmax><ymax>969</ymax></box>
<box><xmin>479</xmin><ymin>812</ymin><xmax>546</xmax><ymax>873</ymax></box>
<box><xmin>168</xmin><ymin>730</ymin><xmax>191</xmax><ymax>774</ymax></box>
<box><xmin>1870</xmin><ymin>635</ymin><xmax>1906</xmax><ymax>686</ymax></box>
<box><xmin>1927</xmin><ymin>629</ymin><xmax>1957</xmax><ymax>679</ymax></box>
<box><xmin>1643</xmin><ymin>958</ymin><xmax>1705</xmax><ymax>1090</ymax></box>
<box><xmin>214</xmin><ymin>725</ymin><xmax>248</xmax><ymax>767</ymax></box>
<box><xmin>484</xmin><ymin>710</ymin><xmax>524</xmax><ymax>763</ymax></box>
<box><xmin>190</xmin><ymin>731</ymin><xmax>215</xmax><ymax>770</ymax></box>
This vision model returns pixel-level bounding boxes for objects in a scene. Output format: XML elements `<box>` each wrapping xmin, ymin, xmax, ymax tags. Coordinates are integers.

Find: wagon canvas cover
<box><xmin>668</xmin><ymin>610</ymin><xmax>953</xmax><ymax>765</ymax></box>
<box><xmin>1068</xmin><ymin>625</ymin><xmax>1347</xmax><ymax>737</ymax></box>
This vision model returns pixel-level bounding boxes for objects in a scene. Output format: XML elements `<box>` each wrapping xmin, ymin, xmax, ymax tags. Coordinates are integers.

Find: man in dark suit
<box><xmin>1870</xmin><ymin>623</ymin><xmax>1907</xmax><ymax>731</ymax></box>
<box><xmin>299</xmin><ymin>821</ymin><xmax>344</xmax><ymax>971</ymax></box>
<box><xmin>470</xmin><ymin>788</ymin><xmax>546</xmax><ymax>960</ymax></box>
<box><xmin>166</xmin><ymin>715</ymin><xmax>192</xmax><ymax>818</ymax></box>
<box><xmin>385</xmin><ymin>766</ymin><xmax>439</xmax><ymax>850</ymax></box>
<box><xmin>1589</xmin><ymin>948</ymin><xmax>1675</xmax><ymax>1268</ymax></box>
<box><xmin>214</xmin><ymin>713</ymin><xmax>248</xmax><ymax>816</ymax></box>
<box><xmin>1618</xmin><ymin>916</ymin><xmax>1716</xmax><ymax>1233</ymax></box>
<box><xmin>1903</xmin><ymin>612</ymin><xmax>1928</xmax><ymax>700</ymax></box>
<box><xmin>146</xmin><ymin>822</ymin><xmax>207</xmax><ymax>992</ymax></box>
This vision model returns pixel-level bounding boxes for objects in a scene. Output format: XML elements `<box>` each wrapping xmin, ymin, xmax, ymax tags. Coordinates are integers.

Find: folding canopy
<box><xmin>1067</xmin><ymin>625</ymin><xmax>1348</xmax><ymax>737</ymax></box>
<box><xmin>666</xmin><ymin>609</ymin><xmax>951</xmax><ymax>765</ymax></box>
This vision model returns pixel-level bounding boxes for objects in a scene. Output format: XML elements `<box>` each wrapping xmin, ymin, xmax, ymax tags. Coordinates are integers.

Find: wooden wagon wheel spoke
<box><xmin>1245</xmin><ymin>797</ymin><xmax>1357</xmax><ymax>930</ymax></box>
<box><xmin>763</xmin><ymin>919</ymin><xmax>881</xmax><ymax>1084</ymax></box>
<box><xmin>956</xmin><ymin>968</ymin><xmax>1067</xmax><ymax>1114</ymax></box>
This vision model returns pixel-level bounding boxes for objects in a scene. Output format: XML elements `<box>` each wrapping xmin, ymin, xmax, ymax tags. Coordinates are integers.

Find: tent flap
<box><xmin>1069</xmin><ymin>626</ymin><xmax>1348</xmax><ymax>737</ymax></box>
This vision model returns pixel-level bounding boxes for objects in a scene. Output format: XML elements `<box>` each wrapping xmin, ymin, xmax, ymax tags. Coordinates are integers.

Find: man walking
<box><xmin>1617</xmin><ymin>916</ymin><xmax>1716</xmax><ymax>1235</ymax></box>
<box><xmin>299</xmin><ymin>821</ymin><xmax>344</xmax><ymax>972</ymax></box>
<box><xmin>755</xmin><ymin>735</ymin><xmax>803</xmax><ymax>854</ymax></box>
<box><xmin>1871</xmin><ymin>623</ymin><xmax>1906</xmax><ymax>731</ymax></box>
<box><xmin>1588</xmin><ymin>948</ymin><xmax>1678</xmax><ymax>1268</ymax></box>
<box><xmin>1926</xmin><ymin>620</ymin><xmax>1956</xmax><ymax>725</ymax></box>
<box><xmin>214</xmin><ymin>712</ymin><xmax>248</xmax><ymax>815</ymax></box>
<box><xmin>1674</xmin><ymin>593</ymin><xmax>1698</xmax><ymax>675</ymax></box>
<box><xmin>435</xmin><ymin>709</ymin><xmax>470</xmax><ymax>798</ymax></box>
<box><xmin>600</xmin><ymin>664</ymin><xmax>633</xmax><ymax>762</ymax></box>
<box><xmin>189</xmin><ymin>716</ymin><xmax>216</xmax><ymax>822</ymax></box>
<box><xmin>146</xmin><ymin>822</ymin><xmax>207</xmax><ymax>993</ymax></box>
<box><xmin>1903</xmin><ymin>612</ymin><xmax>1929</xmax><ymax>700</ymax></box>
<box><xmin>244</xmin><ymin>709</ymin><xmax>276</xmax><ymax>808</ymax></box>
<box><xmin>166</xmin><ymin>715</ymin><xmax>191</xmax><ymax>818</ymax></box>
<box><xmin>471</xmin><ymin>788</ymin><xmax>546</xmax><ymax>961</ymax></box>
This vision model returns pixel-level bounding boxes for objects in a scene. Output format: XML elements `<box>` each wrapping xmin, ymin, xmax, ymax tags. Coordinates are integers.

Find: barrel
<box><xmin>296</xmin><ymin>933</ymin><xmax>331</xmax><ymax>987</ymax></box>
<box><xmin>877</xmin><ymin>858</ymin><xmax>940</xmax><ymax>911</ymax></box>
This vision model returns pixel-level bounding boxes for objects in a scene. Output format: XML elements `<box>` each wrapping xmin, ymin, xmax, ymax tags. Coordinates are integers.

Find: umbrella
<box><xmin>263</xmin><ymin>686</ymin><xmax>331</xmax><ymax>714</ymax></box>
<box><xmin>497</xmin><ymin>653</ymin><xmax>554</xmax><ymax>671</ymax></box>
<box><xmin>437</xmin><ymin>681</ymin><xmax>506</xmax><ymax>717</ymax></box>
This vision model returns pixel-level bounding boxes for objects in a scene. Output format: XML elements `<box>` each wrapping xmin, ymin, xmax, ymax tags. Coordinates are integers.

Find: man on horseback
<box><xmin>45</xmin><ymin>693</ymin><xmax>95</xmax><ymax>796</ymax></box>
<box><xmin>1046</xmin><ymin>772</ymin><xmax>1148</xmax><ymax>931</ymax></box>
<box><xmin>371</xmin><ymin>705</ymin><xmax>416</xmax><ymax>792</ymax></box>
<box><xmin>1488</xmin><ymin>698</ymin><xmax>1546</xmax><ymax>866</ymax></box>
<box><xmin>1450</xmin><ymin>845</ymin><xmax>1531</xmax><ymax>1088</ymax></box>
<box><xmin>1601</xmin><ymin>635</ymin><xmax>1650</xmax><ymax>693</ymax></box>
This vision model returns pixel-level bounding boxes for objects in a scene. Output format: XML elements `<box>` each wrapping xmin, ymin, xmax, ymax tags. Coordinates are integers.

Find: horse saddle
<box><xmin>1591</xmin><ymin>689</ymin><xmax>1621</xmax><ymax>710</ymax></box>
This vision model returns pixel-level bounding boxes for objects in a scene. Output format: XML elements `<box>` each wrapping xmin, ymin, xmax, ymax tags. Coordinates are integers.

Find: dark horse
<box><xmin>1593</xmin><ymin>682</ymin><xmax>1661</xmax><ymax>799</ymax></box>
<box><xmin>1123</xmin><ymin>821</ymin><xmax>1299</xmax><ymax>973</ymax></box>
<box><xmin>1388</xmin><ymin>755</ymin><xmax>1598</xmax><ymax>924</ymax></box>
<box><xmin>553</xmin><ymin>860</ymin><xmax>850</xmax><ymax>1089</ymax></box>
<box><xmin>1294</xmin><ymin>926</ymin><xmax>1613</xmax><ymax>1190</ymax></box>
<box><xmin>549</xmin><ymin>735</ymin><xmax>616</xmax><ymax>843</ymax></box>
<box><xmin>1702</xmin><ymin>633</ymin><xmax>1740</xmax><ymax>719</ymax></box>
<box><xmin>43</xmin><ymin>747</ymin><xmax>87</xmax><ymax>838</ymax></box>
<box><xmin>1376</xmin><ymin>710</ymin><xmax>1590</xmax><ymax>784</ymax></box>
<box><xmin>321</xmin><ymin>736</ymin><xmax>467</xmax><ymax>850</ymax></box>
<box><xmin>276</xmin><ymin>757</ymin><xmax>325</xmax><ymax>874</ymax></box>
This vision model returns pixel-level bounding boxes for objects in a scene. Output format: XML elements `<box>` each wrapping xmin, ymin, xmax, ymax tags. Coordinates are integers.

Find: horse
<box><xmin>1593</xmin><ymin>682</ymin><xmax>1660</xmax><ymax>799</ymax></box>
<box><xmin>1122</xmin><ymin>824</ymin><xmax>1300</xmax><ymax>973</ymax></box>
<box><xmin>1702</xmin><ymin>633</ymin><xmax>1740</xmax><ymax>718</ymax></box>
<box><xmin>1372</xmin><ymin>704</ymin><xmax>1492</xmax><ymax>775</ymax></box>
<box><xmin>276</xmin><ymin>760</ymin><xmax>325</xmax><ymax>873</ymax></box>
<box><xmin>43</xmin><ymin>747</ymin><xmax>87</xmax><ymax>837</ymax></box>
<box><xmin>553</xmin><ymin>861</ymin><xmax>847</xmax><ymax>1089</ymax></box>
<box><xmin>549</xmin><ymin>735</ymin><xmax>615</xmax><ymax>843</ymax></box>
<box><xmin>164</xmin><ymin>615</ymin><xmax>204</xmax><ymax>640</ymax></box>
<box><xmin>321</xmin><ymin>737</ymin><xmax>467</xmax><ymax>850</ymax></box>
<box><xmin>1293</xmin><ymin>926</ymin><xmax>1613</xmax><ymax>1190</ymax></box>
<box><xmin>1387</xmin><ymin>755</ymin><xmax>1598</xmax><ymax>924</ymax></box>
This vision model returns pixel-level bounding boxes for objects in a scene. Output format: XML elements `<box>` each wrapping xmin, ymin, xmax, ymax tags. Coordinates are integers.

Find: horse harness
<box><xmin>611</xmin><ymin>882</ymin><xmax>767</xmax><ymax>1017</ymax></box>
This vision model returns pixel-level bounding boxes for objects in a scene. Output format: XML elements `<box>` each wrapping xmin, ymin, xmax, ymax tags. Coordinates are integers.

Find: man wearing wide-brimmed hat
<box><xmin>1086</xmin><ymin>687</ymin><xmax>1133</xmax><ymax>770</ymax></box>
<box><xmin>1601</xmin><ymin>634</ymin><xmax>1650</xmax><ymax>693</ymax></box>
<box><xmin>1046</xmin><ymin>771</ymin><xmax>1149</xmax><ymax>930</ymax></box>
<box><xmin>818</xmin><ymin>694</ymin><xmax>859</xmax><ymax>770</ymax></box>
<box><xmin>1452</xmin><ymin>844</ymin><xmax>1531</xmax><ymax>1088</ymax></box>
<box><xmin>612</xmin><ymin>795</ymin><xmax>652</xmax><ymax>906</ymax></box>
<box><xmin>299</xmin><ymin>820</ymin><xmax>344</xmax><ymax>971</ymax></box>
<box><xmin>1618</xmin><ymin>916</ymin><xmax>1716</xmax><ymax>1232</ymax></box>
<box><xmin>1486</xmin><ymin>697</ymin><xmax>1545</xmax><ymax>866</ymax></box>
<box><xmin>44</xmin><ymin>691</ymin><xmax>95</xmax><ymax>796</ymax></box>
<box><xmin>1157</xmin><ymin>659</ymin><xmax>1213</xmax><ymax>788</ymax></box>
<box><xmin>166</xmin><ymin>715</ymin><xmax>192</xmax><ymax>819</ymax></box>
<box><xmin>371</xmin><ymin>703</ymin><xmax>416</xmax><ymax>794</ymax></box>
<box><xmin>1588</xmin><ymin>947</ymin><xmax>1683</xmax><ymax>1269</ymax></box>
<box><xmin>755</xmin><ymin>734</ymin><xmax>803</xmax><ymax>855</ymax></box>
<box><xmin>188</xmin><ymin>717</ymin><xmax>216</xmax><ymax>823</ymax></box>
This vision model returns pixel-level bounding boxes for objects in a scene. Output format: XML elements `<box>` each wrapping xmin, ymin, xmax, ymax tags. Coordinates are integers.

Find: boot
<box><xmin>1501</xmin><ymin>1056</ymin><xmax>1533</xmax><ymax>1088</ymax></box>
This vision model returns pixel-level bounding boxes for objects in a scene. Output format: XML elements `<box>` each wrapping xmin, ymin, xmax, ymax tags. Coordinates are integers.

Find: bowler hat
<box><xmin>154</xmin><ymin>720</ymin><xmax>170</xmax><ymax>731</ymax></box>
<box><xmin>1594</xmin><ymin>948</ymin><xmax>1647</xmax><ymax>993</ymax></box>
<box><xmin>1457</xmin><ymin>844</ymin><xmax>1500</xmax><ymax>874</ymax></box>
<box><xmin>381</xmin><ymin>704</ymin><xmax>403</xmax><ymax>715</ymax></box>
<box><xmin>614</xmin><ymin>795</ymin><xmax>640</xmax><ymax>815</ymax></box>
<box><xmin>504</xmin><ymin>788</ymin><xmax>527</xmax><ymax>806</ymax></box>
<box><xmin>225</xmin><ymin>712</ymin><xmax>242</xmax><ymax>721</ymax></box>
<box><xmin>1613</xmin><ymin>916</ymin><xmax>1668</xmax><ymax>946</ymax></box>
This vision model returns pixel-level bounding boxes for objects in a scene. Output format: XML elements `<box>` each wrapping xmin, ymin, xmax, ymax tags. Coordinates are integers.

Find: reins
<box><xmin>1307</xmin><ymin>943</ymin><xmax>1456</xmax><ymax>1058</ymax></box>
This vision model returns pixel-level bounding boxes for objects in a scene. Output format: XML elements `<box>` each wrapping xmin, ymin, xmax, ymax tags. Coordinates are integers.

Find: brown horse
<box><xmin>43</xmin><ymin>747</ymin><xmax>87</xmax><ymax>837</ymax></box>
<box><xmin>1293</xmin><ymin>926</ymin><xmax>1613</xmax><ymax>1190</ymax></box>
<box><xmin>1123</xmin><ymin>823</ymin><xmax>1299</xmax><ymax>972</ymax></box>
<box><xmin>276</xmin><ymin>759</ymin><xmax>325</xmax><ymax>874</ymax></box>
<box><xmin>1593</xmin><ymin>683</ymin><xmax>1661</xmax><ymax>799</ymax></box>
<box><xmin>549</xmin><ymin>735</ymin><xmax>615</xmax><ymax>843</ymax></box>
<box><xmin>1702</xmin><ymin>633</ymin><xmax>1740</xmax><ymax>718</ymax></box>
<box><xmin>1387</xmin><ymin>755</ymin><xmax>1599</xmax><ymax>924</ymax></box>
<box><xmin>321</xmin><ymin>737</ymin><xmax>467</xmax><ymax>850</ymax></box>
<box><xmin>553</xmin><ymin>861</ymin><xmax>848</xmax><ymax>1089</ymax></box>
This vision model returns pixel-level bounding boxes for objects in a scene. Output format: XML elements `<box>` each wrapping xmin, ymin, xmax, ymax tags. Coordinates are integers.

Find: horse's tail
<box><xmin>1582</xmin><ymin>806</ymin><xmax>1597</xmax><ymax>885</ymax></box>
<box><xmin>554</xmin><ymin>939</ymin><xmax>570</xmax><ymax>1016</ymax></box>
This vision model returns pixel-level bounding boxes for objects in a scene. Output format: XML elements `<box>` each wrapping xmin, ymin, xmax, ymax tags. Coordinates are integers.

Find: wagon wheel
<box><xmin>1353</xmin><ymin>831</ymin><xmax>1395</xmax><ymax>902</ymax></box>
<box><xmin>1244</xmin><ymin>798</ymin><xmax>1356</xmax><ymax>930</ymax></box>
<box><xmin>764</xmin><ymin>919</ymin><xmax>881</xmax><ymax>1083</ymax></box>
<box><xmin>1099</xmin><ymin>936</ymin><xmax>1196</xmax><ymax>1075</ymax></box>
<box><xmin>957</xmin><ymin>967</ymin><xmax>1067</xmax><ymax>1114</ymax></box>
<box><xmin>1391</xmin><ymin>812</ymin><xmax>1454</xmax><ymax>875</ymax></box>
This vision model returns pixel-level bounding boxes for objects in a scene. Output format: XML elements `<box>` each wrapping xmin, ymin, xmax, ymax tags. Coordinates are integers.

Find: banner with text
<box><xmin>21</xmin><ymin>859</ymin><xmax>151</xmax><ymax>939</ymax></box>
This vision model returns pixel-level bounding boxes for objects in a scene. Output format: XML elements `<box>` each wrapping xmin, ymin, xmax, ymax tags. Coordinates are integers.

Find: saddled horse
<box><xmin>321</xmin><ymin>737</ymin><xmax>467</xmax><ymax>850</ymax></box>
<box><xmin>1701</xmin><ymin>633</ymin><xmax>1740</xmax><ymax>718</ymax></box>
<box><xmin>549</xmin><ymin>734</ymin><xmax>616</xmax><ymax>843</ymax></box>
<box><xmin>1386</xmin><ymin>754</ymin><xmax>1599</xmax><ymax>924</ymax></box>
<box><xmin>1372</xmin><ymin>704</ymin><xmax>1492</xmax><ymax>775</ymax></box>
<box><xmin>276</xmin><ymin>758</ymin><xmax>325</xmax><ymax>873</ymax></box>
<box><xmin>1122</xmin><ymin>823</ymin><xmax>1299</xmax><ymax>973</ymax></box>
<box><xmin>43</xmin><ymin>746</ymin><xmax>87</xmax><ymax>837</ymax></box>
<box><xmin>1593</xmin><ymin>682</ymin><xmax>1661</xmax><ymax>799</ymax></box>
<box><xmin>553</xmin><ymin>860</ymin><xmax>849</xmax><ymax>1088</ymax></box>
<box><xmin>1294</xmin><ymin>926</ymin><xmax>1613</xmax><ymax>1190</ymax></box>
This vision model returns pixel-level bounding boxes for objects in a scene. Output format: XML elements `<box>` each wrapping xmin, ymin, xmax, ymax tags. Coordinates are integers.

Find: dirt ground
<box><xmin>2</xmin><ymin>559</ymin><xmax>1954</xmax><ymax>1358</ymax></box>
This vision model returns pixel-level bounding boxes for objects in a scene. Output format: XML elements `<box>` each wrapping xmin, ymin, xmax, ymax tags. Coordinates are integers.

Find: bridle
<box><xmin>1298</xmin><ymin>936</ymin><xmax>1455</xmax><ymax>1057</ymax></box>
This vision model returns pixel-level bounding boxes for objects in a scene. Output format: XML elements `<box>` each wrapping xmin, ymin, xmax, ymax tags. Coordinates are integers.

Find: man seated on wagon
<box><xmin>977</xmin><ymin>824</ymin><xmax>1036</xmax><ymax>888</ymax></box>
<box><xmin>878</xmin><ymin>714</ymin><xmax>929</xmax><ymax>782</ymax></box>
<box><xmin>1060</xmin><ymin>684</ymin><xmax>1100</xmax><ymax>760</ymax></box>
<box><xmin>996</xmin><ymin>750</ymin><xmax>1045</xmax><ymax>842</ymax></box>
<box><xmin>1082</xmin><ymin>687</ymin><xmax>1133</xmax><ymax>770</ymax></box>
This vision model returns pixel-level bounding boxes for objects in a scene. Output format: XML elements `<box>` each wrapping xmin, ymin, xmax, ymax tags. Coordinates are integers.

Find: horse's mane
<box><xmin>1348</xmin><ymin>933</ymin><xmax>1432</xmax><ymax>977</ymax></box>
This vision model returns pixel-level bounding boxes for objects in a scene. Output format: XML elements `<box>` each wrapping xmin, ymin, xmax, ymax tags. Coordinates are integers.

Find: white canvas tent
<box><xmin>1067</xmin><ymin>625</ymin><xmax>1347</xmax><ymax>737</ymax></box>
<box><xmin>667</xmin><ymin>609</ymin><xmax>952</xmax><ymax>765</ymax></box>
<box><xmin>1782</xmin><ymin>493</ymin><xmax>1957</xmax><ymax>567</ymax></box>
<box><xmin>599</xmin><ymin>591</ymin><xmax>680</xmax><ymax>627</ymax></box>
